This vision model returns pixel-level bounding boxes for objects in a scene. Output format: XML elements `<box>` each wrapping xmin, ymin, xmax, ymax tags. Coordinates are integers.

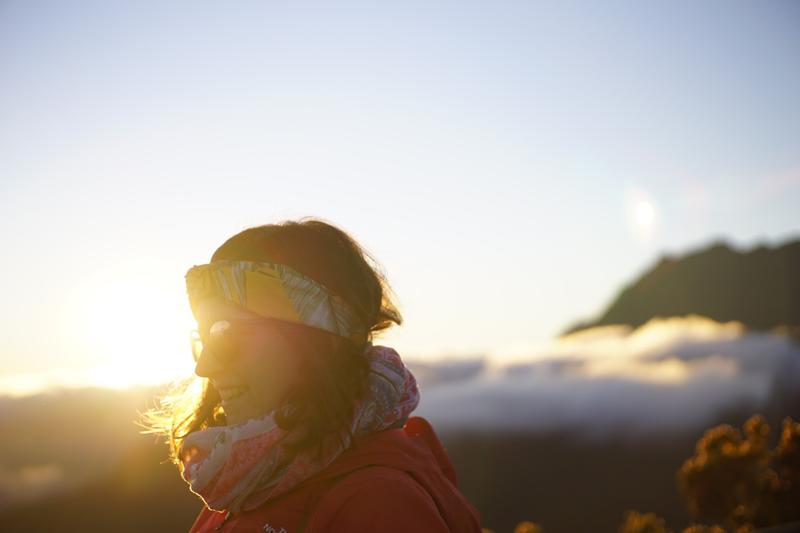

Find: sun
<box><xmin>74</xmin><ymin>276</ymin><xmax>197</xmax><ymax>389</ymax></box>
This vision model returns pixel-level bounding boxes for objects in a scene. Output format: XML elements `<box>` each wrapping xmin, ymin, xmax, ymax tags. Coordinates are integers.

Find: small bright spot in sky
<box><xmin>625</xmin><ymin>188</ymin><xmax>659</xmax><ymax>243</ymax></box>
<box><xmin>635</xmin><ymin>200</ymin><xmax>655</xmax><ymax>228</ymax></box>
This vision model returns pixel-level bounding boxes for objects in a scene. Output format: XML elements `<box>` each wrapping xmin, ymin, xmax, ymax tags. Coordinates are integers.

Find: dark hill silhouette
<box><xmin>0</xmin><ymin>433</ymin><xmax>202</xmax><ymax>532</ymax></box>
<box><xmin>561</xmin><ymin>237</ymin><xmax>800</xmax><ymax>338</ymax></box>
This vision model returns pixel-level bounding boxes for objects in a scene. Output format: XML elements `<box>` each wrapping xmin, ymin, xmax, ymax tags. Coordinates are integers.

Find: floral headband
<box><xmin>185</xmin><ymin>260</ymin><xmax>366</xmax><ymax>343</ymax></box>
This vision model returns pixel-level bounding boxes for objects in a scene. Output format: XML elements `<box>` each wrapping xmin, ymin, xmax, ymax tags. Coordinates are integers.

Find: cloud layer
<box><xmin>406</xmin><ymin>315</ymin><xmax>800</xmax><ymax>436</ymax></box>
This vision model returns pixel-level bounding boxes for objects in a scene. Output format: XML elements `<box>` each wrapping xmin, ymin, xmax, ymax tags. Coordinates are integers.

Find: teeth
<box><xmin>218</xmin><ymin>386</ymin><xmax>249</xmax><ymax>401</ymax></box>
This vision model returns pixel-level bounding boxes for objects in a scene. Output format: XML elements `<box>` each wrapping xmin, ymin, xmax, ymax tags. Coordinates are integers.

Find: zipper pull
<box><xmin>214</xmin><ymin>511</ymin><xmax>232</xmax><ymax>531</ymax></box>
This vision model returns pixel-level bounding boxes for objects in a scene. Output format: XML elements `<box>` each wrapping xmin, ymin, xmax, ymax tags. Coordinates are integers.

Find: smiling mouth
<box><xmin>218</xmin><ymin>386</ymin><xmax>249</xmax><ymax>402</ymax></box>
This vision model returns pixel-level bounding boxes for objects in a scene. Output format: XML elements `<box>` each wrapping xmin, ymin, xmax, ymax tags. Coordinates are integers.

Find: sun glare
<box><xmin>75</xmin><ymin>278</ymin><xmax>196</xmax><ymax>389</ymax></box>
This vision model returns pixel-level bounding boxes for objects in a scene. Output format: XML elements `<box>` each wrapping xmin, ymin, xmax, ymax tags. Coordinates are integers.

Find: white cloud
<box><xmin>408</xmin><ymin>315</ymin><xmax>800</xmax><ymax>436</ymax></box>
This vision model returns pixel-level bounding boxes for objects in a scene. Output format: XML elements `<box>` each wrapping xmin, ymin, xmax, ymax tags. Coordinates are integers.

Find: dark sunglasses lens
<box><xmin>195</xmin><ymin>320</ymin><xmax>238</xmax><ymax>364</ymax></box>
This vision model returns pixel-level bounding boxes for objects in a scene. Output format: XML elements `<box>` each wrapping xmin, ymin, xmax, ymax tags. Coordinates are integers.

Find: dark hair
<box><xmin>139</xmin><ymin>217</ymin><xmax>403</xmax><ymax>464</ymax></box>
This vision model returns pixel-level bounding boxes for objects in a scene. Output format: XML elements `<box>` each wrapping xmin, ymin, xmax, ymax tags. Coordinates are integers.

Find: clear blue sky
<box><xmin>1</xmin><ymin>0</ymin><xmax>798</xmax><ymax>390</ymax></box>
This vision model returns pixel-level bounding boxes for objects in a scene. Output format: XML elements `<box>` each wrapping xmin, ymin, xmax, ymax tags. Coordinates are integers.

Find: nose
<box><xmin>194</xmin><ymin>345</ymin><xmax>225</xmax><ymax>379</ymax></box>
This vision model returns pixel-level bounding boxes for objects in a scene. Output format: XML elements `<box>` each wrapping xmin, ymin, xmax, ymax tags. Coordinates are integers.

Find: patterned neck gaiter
<box><xmin>178</xmin><ymin>342</ymin><xmax>420</xmax><ymax>515</ymax></box>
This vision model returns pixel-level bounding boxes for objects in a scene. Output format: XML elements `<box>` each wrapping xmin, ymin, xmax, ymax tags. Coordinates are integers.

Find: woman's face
<box><xmin>193</xmin><ymin>298</ymin><xmax>302</xmax><ymax>426</ymax></box>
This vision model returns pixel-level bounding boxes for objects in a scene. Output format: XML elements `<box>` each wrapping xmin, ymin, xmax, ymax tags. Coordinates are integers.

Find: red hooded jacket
<box><xmin>187</xmin><ymin>416</ymin><xmax>482</xmax><ymax>532</ymax></box>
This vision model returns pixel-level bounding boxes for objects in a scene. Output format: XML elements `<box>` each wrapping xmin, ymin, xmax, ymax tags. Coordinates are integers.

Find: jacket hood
<box><xmin>317</xmin><ymin>416</ymin><xmax>456</xmax><ymax>476</ymax></box>
<box><xmin>307</xmin><ymin>415</ymin><xmax>480</xmax><ymax>531</ymax></box>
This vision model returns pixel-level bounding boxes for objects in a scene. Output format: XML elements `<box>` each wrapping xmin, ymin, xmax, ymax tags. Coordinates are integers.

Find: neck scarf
<box><xmin>178</xmin><ymin>342</ymin><xmax>420</xmax><ymax>515</ymax></box>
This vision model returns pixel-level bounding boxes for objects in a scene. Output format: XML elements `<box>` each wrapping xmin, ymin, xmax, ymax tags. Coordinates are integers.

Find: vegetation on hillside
<box><xmin>481</xmin><ymin>415</ymin><xmax>800</xmax><ymax>533</ymax></box>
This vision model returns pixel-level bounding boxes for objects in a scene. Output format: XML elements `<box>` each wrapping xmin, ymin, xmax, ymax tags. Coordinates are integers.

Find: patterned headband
<box><xmin>185</xmin><ymin>260</ymin><xmax>366</xmax><ymax>343</ymax></box>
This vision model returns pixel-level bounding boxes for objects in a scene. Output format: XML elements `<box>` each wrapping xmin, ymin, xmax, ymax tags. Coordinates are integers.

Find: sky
<box><xmin>1</xmin><ymin>0</ymin><xmax>799</xmax><ymax>394</ymax></box>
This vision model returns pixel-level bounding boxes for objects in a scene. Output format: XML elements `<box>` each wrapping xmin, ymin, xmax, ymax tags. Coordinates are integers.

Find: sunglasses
<box><xmin>189</xmin><ymin>317</ymin><xmax>272</xmax><ymax>365</ymax></box>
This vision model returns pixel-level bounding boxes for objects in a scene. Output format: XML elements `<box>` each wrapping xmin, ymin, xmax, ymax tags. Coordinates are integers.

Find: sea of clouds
<box><xmin>406</xmin><ymin>315</ymin><xmax>800</xmax><ymax>437</ymax></box>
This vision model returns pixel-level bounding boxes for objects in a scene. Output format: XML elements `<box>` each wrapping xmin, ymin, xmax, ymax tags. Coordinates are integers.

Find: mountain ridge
<box><xmin>561</xmin><ymin>236</ymin><xmax>800</xmax><ymax>339</ymax></box>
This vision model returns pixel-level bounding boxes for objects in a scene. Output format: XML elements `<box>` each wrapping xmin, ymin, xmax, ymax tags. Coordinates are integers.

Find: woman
<box><xmin>143</xmin><ymin>218</ymin><xmax>483</xmax><ymax>532</ymax></box>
